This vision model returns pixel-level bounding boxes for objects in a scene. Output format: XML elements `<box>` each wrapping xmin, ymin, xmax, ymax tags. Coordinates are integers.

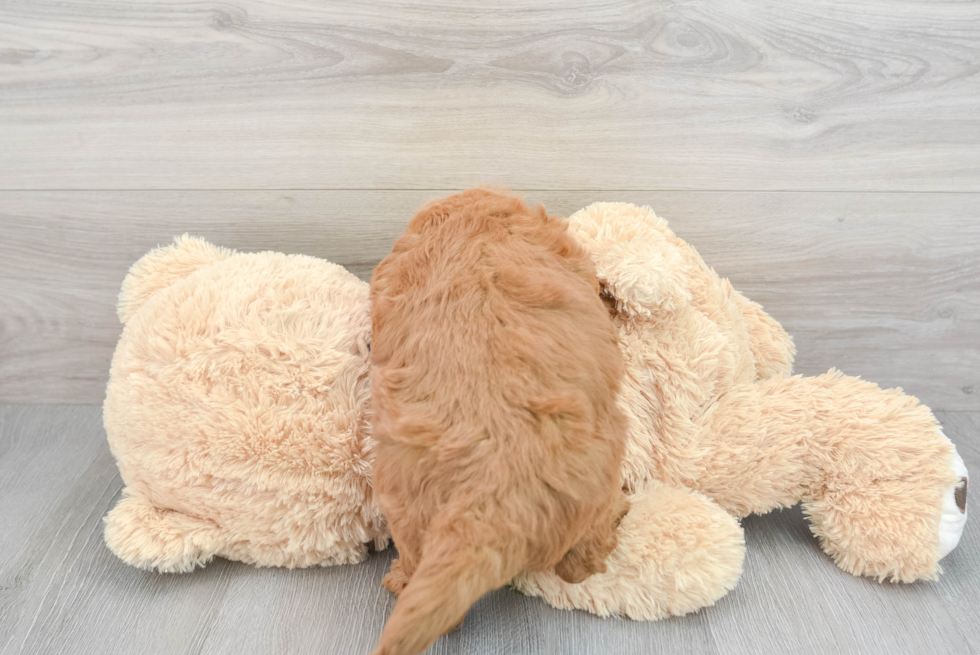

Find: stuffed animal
<box><xmin>512</xmin><ymin>203</ymin><xmax>969</xmax><ymax>618</ymax></box>
<box><xmin>103</xmin><ymin>236</ymin><xmax>386</xmax><ymax>571</ymax></box>
<box><xmin>102</xmin><ymin>204</ymin><xmax>968</xmax><ymax>622</ymax></box>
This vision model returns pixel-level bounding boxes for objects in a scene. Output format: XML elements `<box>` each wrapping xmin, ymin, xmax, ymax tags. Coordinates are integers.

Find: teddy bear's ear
<box><xmin>117</xmin><ymin>235</ymin><xmax>233</xmax><ymax>324</ymax></box>
<box><xmin>567</xmin><ymin>203</ymin><xmax>692</xmax><ymax>318</ymax></box>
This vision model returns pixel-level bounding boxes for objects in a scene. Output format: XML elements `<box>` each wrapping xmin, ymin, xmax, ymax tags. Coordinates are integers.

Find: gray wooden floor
<box><xmin>1</xmin><ymin>406</ymin><xmax>978</xmax><ymax>655</ymax></box>
<box><xmin>2</xmin><ymin>0</ymin><xmax>979</xmax><ymax>653</ymax></box>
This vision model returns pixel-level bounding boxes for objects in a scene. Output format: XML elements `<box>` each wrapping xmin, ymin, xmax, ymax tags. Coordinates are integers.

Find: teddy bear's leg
<box><xmin>103</xmin><ymin>489</ymin><xmax>226</xmax><ymax>573</ymax></box>
<box><xmin>512</xmin><ymin>481</ymin><xmax>744</xmax><ymax>620</ymax></box>
<box><xmin>691</xmin><ymin>371</ymin><xmax>967</xmax><ymax>582</ymax></box>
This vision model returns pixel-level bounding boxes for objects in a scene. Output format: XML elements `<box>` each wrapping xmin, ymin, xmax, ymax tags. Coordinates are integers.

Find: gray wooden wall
<box><xmin>1</xmin><ymin>0</ymin><xmax>978</xmax><ymax>411</ymax></box>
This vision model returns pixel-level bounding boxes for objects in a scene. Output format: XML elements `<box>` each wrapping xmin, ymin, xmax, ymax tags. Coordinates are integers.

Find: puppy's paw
<box><xmin>383</xmin><ymin>558</ymin><xmax>410</xmax><ymax>595</ymax></box>
<box><xmin>554</xmin><ymin>540</ymin><xmax>608</xmax><ymax>584</ymax></box>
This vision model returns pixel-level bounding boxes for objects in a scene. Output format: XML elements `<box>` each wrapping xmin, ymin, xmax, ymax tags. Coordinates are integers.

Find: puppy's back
<box><xmin>370</xmin><ymin>189</ymin><xmax>626</xmax><ymax>655</ymax></box>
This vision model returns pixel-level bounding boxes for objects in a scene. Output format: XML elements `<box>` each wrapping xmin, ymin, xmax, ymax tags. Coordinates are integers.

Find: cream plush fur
<box><xmin>103</xmin><ymin>205</ymin><xmax>968</xmax><ymax>622</ymax></box>
<box><xmin>104</xmin><ymin>236</ymin><xmax>386</xmax><ymax>571</ymax></box>
<box><xmin>514</xmin><ymin>203</ymin><xmax>969</xmax><ymax>617</ymax></box>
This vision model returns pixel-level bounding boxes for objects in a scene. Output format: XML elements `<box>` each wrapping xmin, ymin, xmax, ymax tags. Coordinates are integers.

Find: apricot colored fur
<box><xmin>368</xmin><ymin>190</ymin><xmax>628</xmax><ymax>655</ymax></box>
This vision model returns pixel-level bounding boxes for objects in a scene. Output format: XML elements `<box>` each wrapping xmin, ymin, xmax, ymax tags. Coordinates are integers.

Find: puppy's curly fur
<box><xmin>369</xmin><ymin>189</ymin><xmax>628</xmax><ymax>655</ymax></box>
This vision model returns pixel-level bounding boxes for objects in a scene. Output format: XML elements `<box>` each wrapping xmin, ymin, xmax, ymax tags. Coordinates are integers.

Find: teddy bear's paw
<box><xmin>512</xmin><ymin>482</ymin><xmax>744</xmax><ymax>620</ymax></box>
<box><xmin>938</xmin><ymin>431</ymin><xmax>968</xmax><ymax>560</ymax></box>
<box><xmin>103</xmin><ymin>490</ymin><xmax>225</xmax><ymax>573</ymax></box>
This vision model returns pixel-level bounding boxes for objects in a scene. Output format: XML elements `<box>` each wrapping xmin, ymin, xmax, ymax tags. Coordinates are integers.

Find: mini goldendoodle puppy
<box><xmin>368</xmin><ymin>189</ymin><xmax>628</xmax><ymax>655</ymax></box>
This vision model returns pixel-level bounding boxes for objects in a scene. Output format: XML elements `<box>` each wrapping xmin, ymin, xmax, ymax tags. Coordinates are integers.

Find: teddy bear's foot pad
<box><xmin>938</xmin><ymin>432</ymin><xmax>968</xmax><ymax>560</ymax></box>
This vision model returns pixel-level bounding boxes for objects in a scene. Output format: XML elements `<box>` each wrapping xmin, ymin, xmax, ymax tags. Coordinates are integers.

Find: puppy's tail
<box><xmin>371</xmin><ymin>516</ymin><xmax>521</xmax><ymax>655</ymax></box>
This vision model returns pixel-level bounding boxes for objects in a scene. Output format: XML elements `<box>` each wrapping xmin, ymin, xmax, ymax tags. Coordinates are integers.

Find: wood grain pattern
<box><xmin>1</xmin><ymin>190</ymin><xmax>977</xmax><ymax>409</ymax></box>
<box><xmin>1</xmin><ymin>405</ymin><xmax>976</xmax><ymax>654</ymax></box>
<box><xmin>2</xmin><ymin>1</ymin><xmax>977</xmax><ymax>652</ymax></box>
<box><xmin>0</xmin><ymin>0</ymin><xmax>978</xmax><ymax>190</ymax></box>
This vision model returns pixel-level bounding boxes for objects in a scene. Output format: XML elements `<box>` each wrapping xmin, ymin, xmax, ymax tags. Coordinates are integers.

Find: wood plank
<box><xmin>0</xmin><ymin>0</ymin><xmax>978</xmax><ymax>190</ymax></box>
<box><xmin>526</xmin><ymin>595</ymin><xmax>719</xmax><ymax>655</ymax></box>
<box><xmin>1</xmin><ymin>405</ymin><xmax>977</xmax><ymax>654</ymax></box>
<box><xmin>1</xmin><ymin>190</ymin><xmax>977</xmax><ymax>409</ymax></box>
<box><xmin>0</xmin><ymin>405</ymin><xmax>111</xmax><ymax>626</ymax></box>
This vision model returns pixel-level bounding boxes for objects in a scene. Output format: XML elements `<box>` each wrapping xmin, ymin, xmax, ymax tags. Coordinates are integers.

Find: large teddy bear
<box><xmin>103</xmin><ymin>202</ymin><xmax>968</xmax><ymax>621</ymax></box>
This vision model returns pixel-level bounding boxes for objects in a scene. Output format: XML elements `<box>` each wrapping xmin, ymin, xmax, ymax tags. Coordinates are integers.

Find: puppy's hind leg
<box><xmin>383</xmin><ymin>557</ymin><xmax>412</xmax><ymax>596</ymax></box>
<box><xmin>382</xmin><ymin>514</ymin><xmax>424</xmax><ymax>596</ymax></box>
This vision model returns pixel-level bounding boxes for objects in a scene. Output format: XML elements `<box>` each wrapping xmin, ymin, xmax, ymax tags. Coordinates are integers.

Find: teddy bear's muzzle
<box><xmin>938</xmin><ymin>434</ymin><xmax>968</xmax><ymax>561</ymax></box>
